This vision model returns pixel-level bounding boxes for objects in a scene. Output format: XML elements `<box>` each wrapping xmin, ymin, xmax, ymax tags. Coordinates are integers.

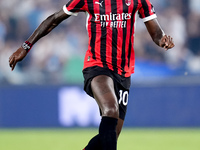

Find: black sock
<box><xmin>84</xmin><ymin>134</ymin><xmax>102</xmax><ymax>150</ymax></box>
<box><xmin>84</xmin><ymin>117</ymin><xmax>118</xmax><ymax>150</ymax></box>
<box><xmin>99</xmin><ymin>117</ymin><xmax>118</xmax><ymax>150</ymax></box>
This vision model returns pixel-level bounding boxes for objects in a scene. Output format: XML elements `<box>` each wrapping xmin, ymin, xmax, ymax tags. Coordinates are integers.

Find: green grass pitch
<box><xmin>0</xmin><ymin>128</ymin><xmax>200</xmax><ymax>150</ymax></box>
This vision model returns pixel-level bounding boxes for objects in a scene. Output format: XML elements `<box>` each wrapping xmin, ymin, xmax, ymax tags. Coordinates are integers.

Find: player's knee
<box><xmin>102</xmin><ymin>104</ymin><xmax>119</xmax><ymax>118</ymax></box>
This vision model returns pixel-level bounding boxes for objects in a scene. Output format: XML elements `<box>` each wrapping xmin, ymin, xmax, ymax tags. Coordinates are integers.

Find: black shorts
<box><xmin>82</xmin><ymin>66</ymin><xmax>131</xmax><ymax>120</ymax></box>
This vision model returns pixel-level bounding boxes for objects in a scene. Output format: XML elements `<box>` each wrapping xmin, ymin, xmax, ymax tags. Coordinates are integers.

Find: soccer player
<box><xmin>9</xmin><ymin>0</ymin><xmax>175</xmax><ymax>149</ymax></box>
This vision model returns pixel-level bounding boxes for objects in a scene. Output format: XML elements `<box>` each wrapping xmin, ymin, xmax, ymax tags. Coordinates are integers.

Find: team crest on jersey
<box><xmin>125</xmin><ymin>0</ymin><xmax>131</xmax><ymax>6</ymax></box>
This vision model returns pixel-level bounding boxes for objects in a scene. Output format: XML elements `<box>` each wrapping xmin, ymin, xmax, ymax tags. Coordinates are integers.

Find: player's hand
<box><xmin>159</xmin><ymin>35</ymin><xmax>175</xmax><ymax>51</ymax></box>
<box><xmin>9</xmin><ymin>47</ymin><xmax>28</xmax><ymax>71</ymax></box>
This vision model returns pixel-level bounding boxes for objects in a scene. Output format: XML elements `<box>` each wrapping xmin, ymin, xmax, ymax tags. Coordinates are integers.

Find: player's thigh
<box><xmin>91</xmin><ymin>75</ymin><xmax>119</xmax><ymax>118</ymax></box>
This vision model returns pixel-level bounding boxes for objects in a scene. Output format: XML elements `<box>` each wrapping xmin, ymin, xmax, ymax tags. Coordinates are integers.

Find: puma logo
<box><xmin>95</xmin><ymin>1</ymin><xmax>104</xmax><ymax>7</ymax></box>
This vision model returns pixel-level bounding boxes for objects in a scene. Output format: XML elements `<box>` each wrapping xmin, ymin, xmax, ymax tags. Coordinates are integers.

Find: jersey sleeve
<box><xmin>138</xmin><ymin>0</ymin><xmax>157</xmax><ymax>22</ymax></box>
<box><xmin>63</xmin><ymin>0</ymin><xmax>86</xmax><ymax>16</ymax></box>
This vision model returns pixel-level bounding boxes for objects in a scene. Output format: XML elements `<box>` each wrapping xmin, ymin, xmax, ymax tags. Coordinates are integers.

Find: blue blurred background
<box><xmin>0</xmin><ymin>0</ymin><xmax>200</xmax><ymax>128</ymax></box>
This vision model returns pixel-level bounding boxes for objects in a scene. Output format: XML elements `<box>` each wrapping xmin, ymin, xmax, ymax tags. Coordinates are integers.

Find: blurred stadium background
<box><xmin>0</xmin><ymin>0</ymin><xmax>200</xmax><ymax>149</ymax></box>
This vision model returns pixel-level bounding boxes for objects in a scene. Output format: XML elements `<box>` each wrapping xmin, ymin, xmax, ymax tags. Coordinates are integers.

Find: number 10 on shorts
<box><xmin>119</xmin><ymin>90</ymin><xmax>129</xmax><ymax>106</ymax></box>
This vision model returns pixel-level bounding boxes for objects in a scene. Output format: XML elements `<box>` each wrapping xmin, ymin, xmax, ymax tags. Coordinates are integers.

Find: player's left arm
<box><xmin>145</xmin><ymin>18</ymin><xmax>175</xmax><ymax>50</ymax></box>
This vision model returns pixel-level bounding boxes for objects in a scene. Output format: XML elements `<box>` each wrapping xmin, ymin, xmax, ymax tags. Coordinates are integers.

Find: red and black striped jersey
<box><xmin>63</xmin><ymin>0</ymin><xmax>157</xmax><ymax>77</ymax></box>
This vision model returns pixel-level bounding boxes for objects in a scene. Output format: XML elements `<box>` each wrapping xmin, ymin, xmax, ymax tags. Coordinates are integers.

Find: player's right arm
<box><xmin>9</xmin><ymin>9</ymin><xmax>70</xmax><ymax>71</ymax></box>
